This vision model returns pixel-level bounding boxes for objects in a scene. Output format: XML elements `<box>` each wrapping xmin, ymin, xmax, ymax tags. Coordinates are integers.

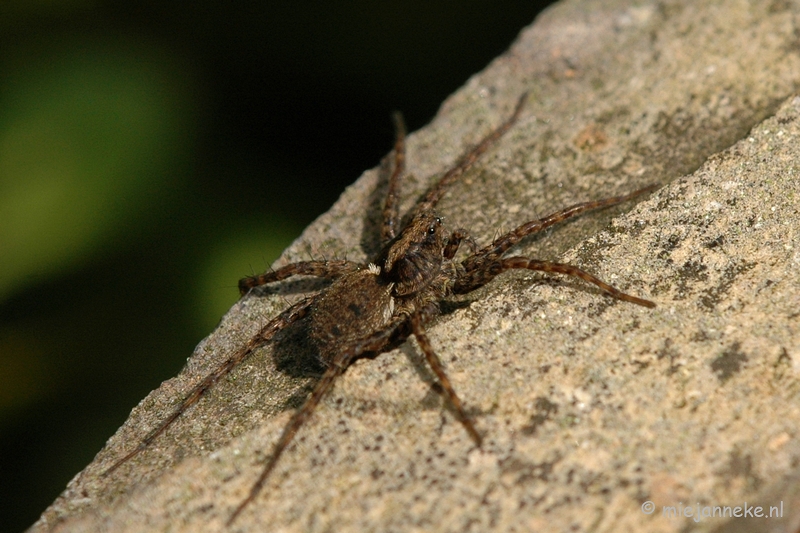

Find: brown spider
<box><xmin>103</xmin><ymin>93</ymin><xmax>655</xmax><ymax>524</ymax></box>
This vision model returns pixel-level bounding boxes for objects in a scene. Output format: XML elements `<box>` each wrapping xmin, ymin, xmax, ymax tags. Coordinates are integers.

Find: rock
<box><xmin>32</xmin><ymin>1</ymin><xmax>800</xmax><ymax>531</ymax></box>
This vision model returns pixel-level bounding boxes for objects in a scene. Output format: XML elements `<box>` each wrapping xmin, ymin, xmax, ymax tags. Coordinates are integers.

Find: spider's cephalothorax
<box><xmin>103</xmin><ymin>94</ymin><xmax>656</xmax><ymax>524</ymax></box>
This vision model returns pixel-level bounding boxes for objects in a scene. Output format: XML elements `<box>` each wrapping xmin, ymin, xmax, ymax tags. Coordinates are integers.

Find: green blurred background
<box><xmin>0</xmin><ymin>1</ymin><xmax>554</xmax><ymax>529</ymax></box>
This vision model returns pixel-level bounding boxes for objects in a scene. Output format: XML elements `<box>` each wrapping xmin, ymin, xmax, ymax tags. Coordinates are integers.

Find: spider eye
<box><xmin>426</xmin><ymin>216</ymin><xmax>442</xmax><ymax>235</ymax></box>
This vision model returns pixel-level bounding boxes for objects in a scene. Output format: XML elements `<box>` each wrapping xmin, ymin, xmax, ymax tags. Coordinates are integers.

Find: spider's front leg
<box><xmin>381</xmin><ymin>111</ymin><xmax>407</xmax><ymax>243</ymax></box>
<box><xmin>238</xmin><ymin>259</ymin><xmax>362</xmax><ymax>296</ymax></box>
<box><xmin>383</xmin><ymin>93</ymin><xmax>528</xmax><ymax>245</ymax></box>
<box><xmin>461</xmin><ymin>184</ymin><xmax>658</xmax><ymax>272</ymax></box>
<box><xmin>410</xmin><ymin>93</ymin><xmax>527</xmax><ymax>218</ymax></box>
<box><xmin>454</xmin><ymin>255</ymin><xmax>654</xmax><ymax>308</ymax></box>
<box><xmin>452</xmin><ymin>185</ymin><xmax>657</xmax><ymax>305</ymax></box>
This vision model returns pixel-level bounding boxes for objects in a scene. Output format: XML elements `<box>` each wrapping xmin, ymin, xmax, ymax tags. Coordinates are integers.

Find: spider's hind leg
<box><xmin>103</xmin><ymin>297</ymin><xmax>314</xmax><ymax>477</ymax></box>
<box><xmin>229</xmin><ymin>314</ymin><xmax>411</xmax><ymax>524</ymax></box>
<box><xmin>228</xmin><ymin>361</ymin><xmax>344</xmax><ymax>525</ymax></box>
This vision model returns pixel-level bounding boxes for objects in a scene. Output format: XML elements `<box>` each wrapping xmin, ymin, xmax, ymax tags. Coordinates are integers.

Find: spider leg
<box><xmin>462</xmin><ymin>184</ymin><xmax>657</xmax><ymax>271</ymax></box>
<box><xmin>238</xmin><ymin>260</ymin><xmax>362</xmax><ymax>295</ymax></box>
<box><xmin>228</xmin><ymin>314</ymin><xmax>411</xmax><ymax>524</ymax></box>
<box><xmin>454</xmin><ymin>256</ymin><xmax>655</xmax><ymax>308</ymax></box>
<box><xmin>381</xmin><ymin>111</ymin><xmax>406</xmax><ymax>243</ymax></box>
<box><xmin>228</xmin><ymin>363</ymin><xmax>344</xmax><ymax>525</ymax></box>
<box><xmin>102</xmin><ymin>297</ymin><xmax>313</xmax><ymax>477</ymax></box>
<box><xmin>411</xmin><ymin>93</ymin><xmax>527</xmax><ymax>218</ymax></box>
<box><xmin>410</xmin><ymin>311</ymin><xmax>482</xmax><ymax>446</ymax></box>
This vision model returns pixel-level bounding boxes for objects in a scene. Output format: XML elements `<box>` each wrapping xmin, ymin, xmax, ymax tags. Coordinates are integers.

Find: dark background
<box><xmin>0</xmin><ymin>1</ymin><xmax>555</xmax><ymax>529</ymax></box>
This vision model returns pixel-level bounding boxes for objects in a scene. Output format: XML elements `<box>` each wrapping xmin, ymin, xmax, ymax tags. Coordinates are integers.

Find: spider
<box><xmin>103</xmin><ymin>93</ymin><xmax>655</xmax><ymax>524</ymax></box>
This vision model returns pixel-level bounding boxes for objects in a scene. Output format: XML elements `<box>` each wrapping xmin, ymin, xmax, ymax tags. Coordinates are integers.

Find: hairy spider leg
<box><xmin>228</xmin><ymin>313</ymin><xmax>414</xmax><ymax>524</ymax></box>
<box><xmin>463</xmin><ymin>184</ymin><xmax>658</xmax><ymax>270</ymax></box>
<box><xmin>107</xmin><ymin>256</ymin><xmax>370</xmax><ymax>475</ymax></box>
<box><xmin>411</xmin><ymin>92</ymin><xmax>527</xmax><ymax>218</ymax></box>
<box><xmin>381</xmin><ymin>111</ymin><xmax>407</xmax><ymax>242</ymax></box>
<box><xmin>238</xmin><ymin>259</ymin><xmax>362</xmax><ymax>295</ymax></box>
<box><xmin>451</xmin><ymin>185</ymin><xmax>658</xmax><ymax>306</ymax></box>
<box><xmin>383</xmin><ymin>93</ymin><xmax>525</xmax><ymax>244</ymax></box>
<box><xmin>409</xmin><ymin>308</ymin><xmax>481</xmax><ymax>445</ymax></box>
<box><xmin>228</xmin><ymin>363</ymin><xmax>343</xmax><ymax>525</ymax></box>
<box><xmin>456</xmin><ymin>257</ymin><xmax>654</xmax><ymax>308</ymax></box>
<box><xmin>103</xmin><ymin>298</ymin><xmax>314</xmax><ymax>476</ymax></box>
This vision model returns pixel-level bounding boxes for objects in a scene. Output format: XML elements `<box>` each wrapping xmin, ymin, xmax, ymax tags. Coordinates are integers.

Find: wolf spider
<box><xmin>103</xmin><ymin>93</ymin><xmax>655</xmax><ymax>524</ymax></box>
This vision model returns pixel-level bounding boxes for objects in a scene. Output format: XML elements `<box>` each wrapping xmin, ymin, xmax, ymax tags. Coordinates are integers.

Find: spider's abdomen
<box><xmin>308</xmin><ymin>266</ymin><xmax>395</xmax><ymax>365</ymax></box>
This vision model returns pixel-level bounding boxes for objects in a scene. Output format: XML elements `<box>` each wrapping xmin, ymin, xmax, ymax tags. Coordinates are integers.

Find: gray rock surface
<box><xmin>32</xmin><ymin>1</ymin><xmax>800</xmax><ymax>532</ymax></box>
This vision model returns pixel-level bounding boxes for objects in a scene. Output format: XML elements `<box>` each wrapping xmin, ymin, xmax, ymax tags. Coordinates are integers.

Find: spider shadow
<box><xmin>265</xmin><ymin>312</ymin><xmax>328</xmax><ymax>411</ymax></box>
